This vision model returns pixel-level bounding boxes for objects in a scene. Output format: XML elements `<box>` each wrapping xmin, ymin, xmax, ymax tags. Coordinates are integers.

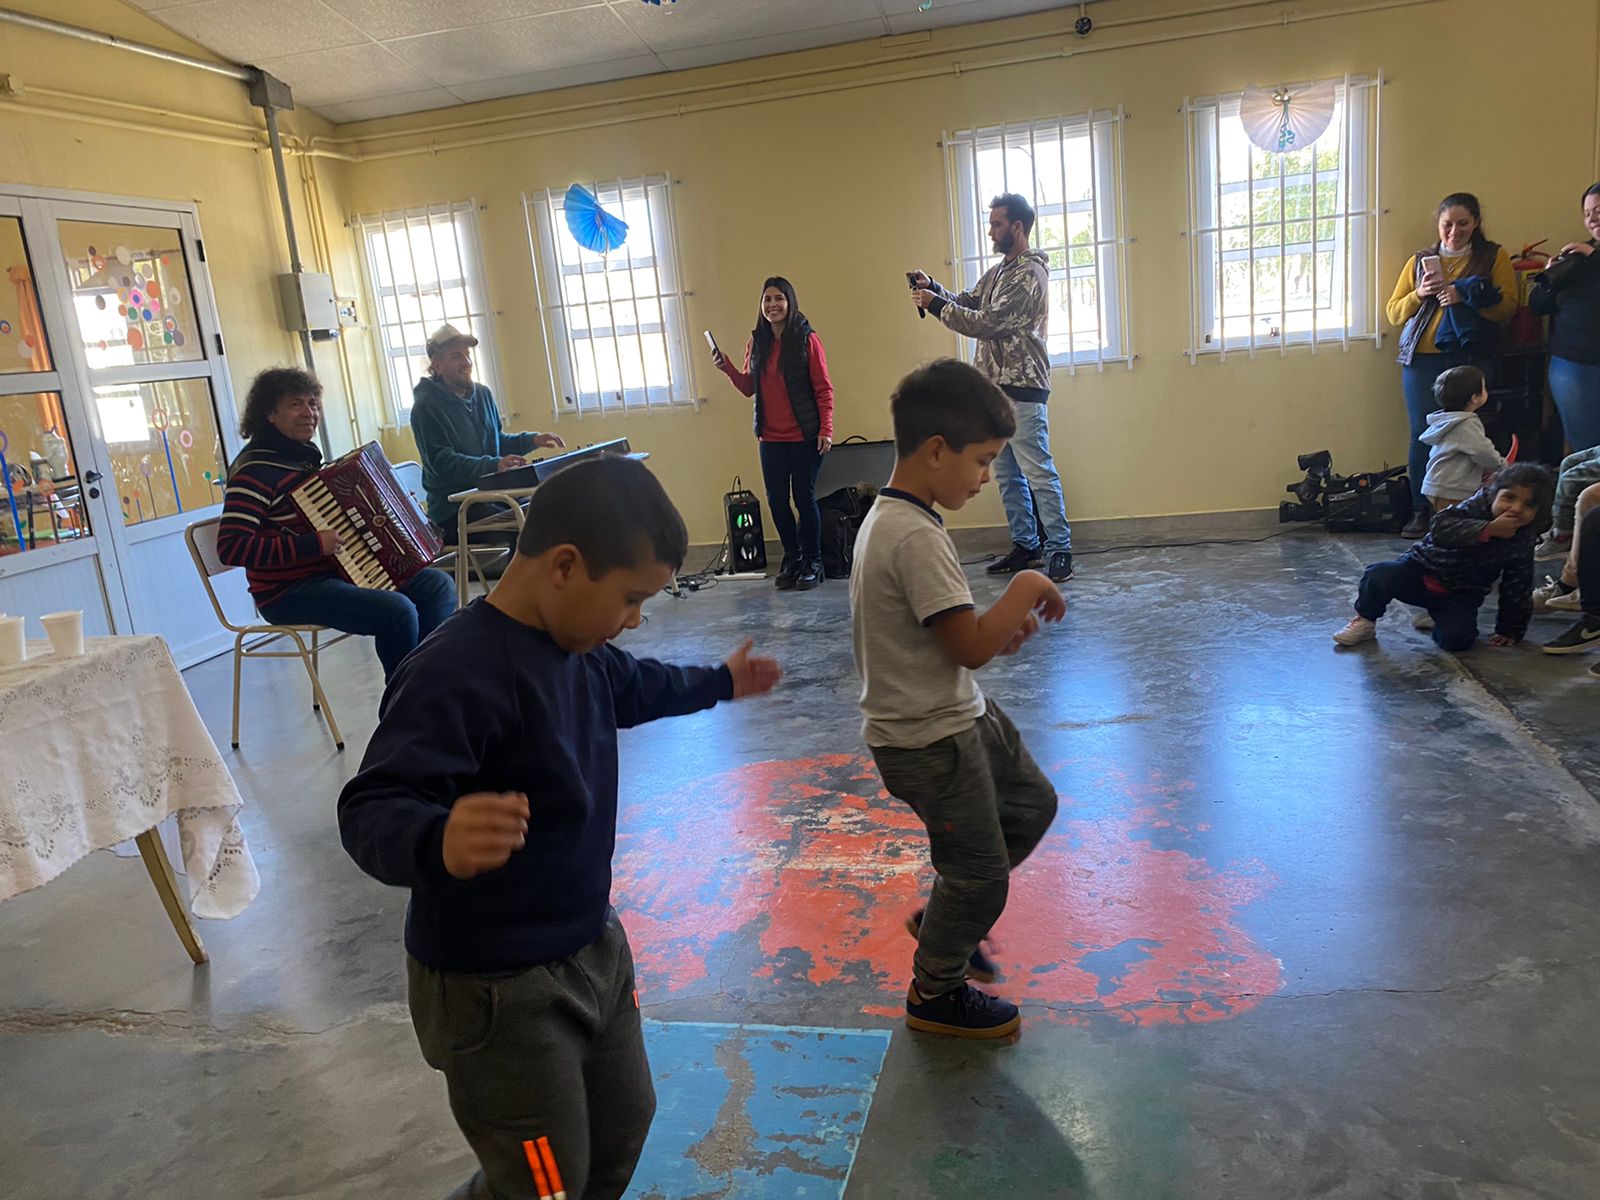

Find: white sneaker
<box><xmin>1534</xmin><ymin>531</ymin><xmax>1572</xmax><ymax>560</ymax></box>
<box><xmin>1333</xmin><ymin>616</ymin><xmax>1377</xmax><ymax>646</ymax></box>
<box><xmin>1533</xmin><ymin>576</ymin><xmax>1579</xmax><ymax>612</ymax></box>
<box><xmin>1411</xmin><ymin>608</ymin><xmax>1435</xmax><ymax>631</ymax></box>
<box><xmin>1550</xmin><ymin>591</ymin><xmax>1582</xmax><ymax>612</ymax></box>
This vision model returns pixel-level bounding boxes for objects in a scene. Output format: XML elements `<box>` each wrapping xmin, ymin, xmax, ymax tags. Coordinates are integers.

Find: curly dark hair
<box><xmin>240</xmin><ymin>367</ymin><xmax>322</xmax><ymax>439</ymax></box>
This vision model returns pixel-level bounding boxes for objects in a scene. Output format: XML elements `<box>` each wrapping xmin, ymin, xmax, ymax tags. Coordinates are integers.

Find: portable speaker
<box><xmin>724</xmin><ymin>487</ymin><xmax>767</xmax><ymax>572</ymax></box>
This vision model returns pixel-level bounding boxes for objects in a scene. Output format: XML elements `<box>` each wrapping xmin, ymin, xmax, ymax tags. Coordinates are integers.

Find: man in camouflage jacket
<box><xmin>913</xmin><ymin>193</ymin><xmax>1074</xmax><ymax>581</ymax></box>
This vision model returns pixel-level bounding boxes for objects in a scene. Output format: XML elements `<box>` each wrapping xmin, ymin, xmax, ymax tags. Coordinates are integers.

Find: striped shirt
<box><xmin>216</xmin><ymin>429</ymin><xmax>335</xmax><ymax>605</ymax></box>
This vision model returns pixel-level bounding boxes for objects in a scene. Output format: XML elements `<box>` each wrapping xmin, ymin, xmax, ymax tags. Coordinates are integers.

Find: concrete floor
<box><xmin>2</xmin><ymin>524</ymin><xmax>1599</xmax><ymax>1200</ymax></box>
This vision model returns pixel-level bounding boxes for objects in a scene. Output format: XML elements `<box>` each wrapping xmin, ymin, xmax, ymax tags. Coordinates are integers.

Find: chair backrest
<box><xmin>185</xmin><ymin>517</ymin><xmax>243</xmax><ymax>631</ymax></box>
<box><xmin>392</xmin><ymin>460</ymin><xmax>426</xmax><ymax>511</ymax></box>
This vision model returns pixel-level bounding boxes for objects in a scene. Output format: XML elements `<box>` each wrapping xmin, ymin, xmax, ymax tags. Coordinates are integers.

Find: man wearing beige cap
<box><xmin>412</xmin><ymin>323</ymin><xmax>564</xmax><ymax>540</ymax></box>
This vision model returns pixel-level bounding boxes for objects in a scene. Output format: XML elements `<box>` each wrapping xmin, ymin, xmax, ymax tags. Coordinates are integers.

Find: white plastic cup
<box><xmin>40</xmin><ymin>610</ymin><xmax>85</xmax><ymax>658</ymax></box>
<box><xmin>0</xmin><ymin>616</ymin><xmax>25</xmax><ymax>666</ymax></box>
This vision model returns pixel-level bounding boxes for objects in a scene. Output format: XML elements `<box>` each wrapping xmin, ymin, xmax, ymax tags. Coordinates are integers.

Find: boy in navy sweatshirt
<box><xmin>338</xmin><ymin>455</ymin><xmax>780</xmax><ymax>1200</ymax></box>
<box><xmin>1333</xmin><ymin>462</ymin><xmax>1554</xmax><ymax>651</ymax></box>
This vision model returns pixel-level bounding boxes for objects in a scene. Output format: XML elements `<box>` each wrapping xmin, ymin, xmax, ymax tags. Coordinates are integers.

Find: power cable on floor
<box><xmin>958</xmin><ymin>523</ymin><xmax>1319</xmax><ymax>567</ymax></box>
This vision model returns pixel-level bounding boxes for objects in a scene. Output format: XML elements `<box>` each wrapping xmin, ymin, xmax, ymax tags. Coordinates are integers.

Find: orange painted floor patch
<box><xmin>615</xmin><ymin>753</ymin><xmax>1282</xmax><ymax>1025</ymax></box>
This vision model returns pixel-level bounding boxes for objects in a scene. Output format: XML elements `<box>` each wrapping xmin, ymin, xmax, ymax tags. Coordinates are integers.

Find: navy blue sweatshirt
<box><xmin>1406</xmin><ymin>489</ymin><xmax>1537</xmax><ymax>640</ymax></box>
<box><xmin>337</xmin><ymin>597</ymin><xmax>733</xmax><ymax>973</ymax></box>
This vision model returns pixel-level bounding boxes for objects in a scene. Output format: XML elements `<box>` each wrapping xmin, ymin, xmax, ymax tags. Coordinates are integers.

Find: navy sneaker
<box><xmin>903</xmin><ymin>909</ymin><xmax>997</xmax><ymax>982</ymax></box>
<box><xmin>986</xmin><ymin>543</ymin><xmax>1041</xmax><ymax>575</ymax></box>
<box><xmin>906</xmin><ymin>983</ymin><xmax>1020</xmax><ymax>1039</ymax></box>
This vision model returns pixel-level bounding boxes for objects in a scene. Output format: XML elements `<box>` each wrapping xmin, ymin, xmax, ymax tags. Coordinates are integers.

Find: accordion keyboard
<box><xmin>293</xmin><ymin>479</ymin><xmax>396</xmax><ymax>591</ymax></box>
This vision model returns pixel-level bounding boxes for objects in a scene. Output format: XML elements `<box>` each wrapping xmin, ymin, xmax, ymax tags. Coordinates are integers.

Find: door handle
<box><xmin>83</xmin><ymin>470</ymin><xmax>102</xmax><ymax>484</ymax></box>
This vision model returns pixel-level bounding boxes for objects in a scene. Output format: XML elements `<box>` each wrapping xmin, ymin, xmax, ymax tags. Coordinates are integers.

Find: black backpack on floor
<box><xmin>819</xmin><ymin>484</ymin><xmax>876</xmax><ymax>579</ymax></box>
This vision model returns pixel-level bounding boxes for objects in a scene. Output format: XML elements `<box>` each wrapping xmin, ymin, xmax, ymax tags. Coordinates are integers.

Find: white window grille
<box><xmin>1183</xmin><ymin>74</ymin><xmax>1381</xmax><ymax>360</ymax></box>
<box><xmin>523</xmin><ymin>177</ymin><xmax>695</xmax><ymax>416</ymax></box>
<box><xmin>944</xmin><ymin>109</ymin><xmax>1132</xmax><ymax>372</ymax></box>
<box><xmin>352</xmin><ymin>200</ymin><xmax>498</xmax><ymax>423</ymax></box>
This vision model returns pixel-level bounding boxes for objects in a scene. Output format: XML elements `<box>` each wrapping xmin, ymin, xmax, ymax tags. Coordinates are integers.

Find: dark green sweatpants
<box><xmin>407</xmin><ymin>911</ymin><xmax>655</xmax><ymax>1199</ymax></box>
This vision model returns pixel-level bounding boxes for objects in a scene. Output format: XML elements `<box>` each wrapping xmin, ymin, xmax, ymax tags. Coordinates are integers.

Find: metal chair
<box><xmin>184</xmin><ymin>517</ymin><xmax>349</xmax><ymax>751</ymax></box>
<box><xmin>392</xmin><ymin>459</ymin><xmax>508</xmax><ymax>600</ymax></box>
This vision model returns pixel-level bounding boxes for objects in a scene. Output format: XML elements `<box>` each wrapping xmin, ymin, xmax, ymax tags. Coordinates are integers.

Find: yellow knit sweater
<box><xmin>1385</xmin><ymin>246</ymin><xmax>1518</xmax><ymax>355</ymax></box>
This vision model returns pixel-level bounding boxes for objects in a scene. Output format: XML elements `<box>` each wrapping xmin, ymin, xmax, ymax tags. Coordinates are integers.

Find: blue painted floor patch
<box><xmin>627</xmin><ymin>1021</ymin><xmax>892</xmax><ymax>1200</ymax></box>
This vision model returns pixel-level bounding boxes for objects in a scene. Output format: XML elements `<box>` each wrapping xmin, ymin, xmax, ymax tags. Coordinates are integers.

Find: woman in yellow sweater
<box><xmin>1386</xmin><ymin>192</ymin><xmax>1517</xmax><ymax>536</ymax></box>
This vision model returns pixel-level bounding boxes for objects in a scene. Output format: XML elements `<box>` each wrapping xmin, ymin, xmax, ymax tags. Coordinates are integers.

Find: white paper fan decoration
<box><xmin>1239</xmin><ymin>80</ymin><xmax>1336</xmax><ymax>153</ymax></box>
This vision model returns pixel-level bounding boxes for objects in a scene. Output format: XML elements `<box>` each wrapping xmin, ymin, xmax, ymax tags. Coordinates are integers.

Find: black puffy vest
<box><xmin>751</xmin><ymin>320</ymin><xmax>820</xmax><ymax>441</ymax></box>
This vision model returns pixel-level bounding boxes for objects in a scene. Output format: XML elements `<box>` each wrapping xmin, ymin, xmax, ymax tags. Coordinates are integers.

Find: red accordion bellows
<box><xmin>291</xmin><ymin>443</ymin><xmax>443</xmax><ymax>590</ymax></box>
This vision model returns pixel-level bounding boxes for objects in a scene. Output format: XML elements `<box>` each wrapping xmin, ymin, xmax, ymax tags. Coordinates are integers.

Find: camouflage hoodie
<box><xmin>927</xmin><ymin>248</ymin><xmax>1051</xmax><ymax>390</ymax></box>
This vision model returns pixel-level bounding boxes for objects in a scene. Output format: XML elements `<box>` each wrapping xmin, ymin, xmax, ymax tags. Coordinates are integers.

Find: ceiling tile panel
<box><xmin>447</xmin><ymin>55</ymin><xmax>663</xmax><ymax>104</ymax></box>
<box><xmin>319</xmin><ymin>0</ymin><xmax>595</xmax><ymax>43</ymax></box>
<box><xmin>384</xmin><ymin>7</ymin><xmax>647</xmax><ymax>86</ymax></box>
<box><xmin>613</xmin><ymin>0</ymin><xmax>884</xmax><ymax>53</ymax></box>
<box><xmin>254</xmin><ymin>42</ymin><xmax>423</xmax><ymax>106</ymax></box>
<box><xmin>153</xmin><ymin>0</ymin><xmax>368</xmax><ymax>64</ymax></box>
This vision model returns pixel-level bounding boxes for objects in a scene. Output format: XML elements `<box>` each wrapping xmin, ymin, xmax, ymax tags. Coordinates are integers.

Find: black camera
<box><xmin>1074</xmin><ymin>14</ymin><xmax>1092</xmax><ymax>35</ymax></box>
<box><xmin>907</xmin><ymin>271</ymin><xmax>926</xmax><ymax>319</ymax></box>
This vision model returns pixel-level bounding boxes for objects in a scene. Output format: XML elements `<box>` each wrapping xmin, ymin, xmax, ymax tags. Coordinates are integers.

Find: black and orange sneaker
<box><xmin>905</xmin><ymin>983</ymin><xmax>1020</xmax><ymax>1039</ymax></box>
<box><xmin>903</xmin><ymin>909</ymin><xmax>998</xmax><ymax>982</ymax></box>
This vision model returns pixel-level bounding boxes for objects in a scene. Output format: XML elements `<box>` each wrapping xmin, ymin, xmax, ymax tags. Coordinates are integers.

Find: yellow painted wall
<box><xmin>328</xmin><ymin>0</ymin><xmax>1600</xmax><ymax>543</ymax></box>
<box><xmin>7</xmin><ymin>0</ymin><xmax>1599</xmax><ymax>546</ymax></box>
<box><xmin>0</xmin><ymin>0</ymin><xmax>372</xmax><ymax>459</ymax></box>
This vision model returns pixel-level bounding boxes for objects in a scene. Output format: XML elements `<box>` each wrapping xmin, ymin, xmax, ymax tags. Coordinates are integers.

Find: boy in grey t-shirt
<box><xmin>850</xmin><ymin>359</ymin><xmax>1066</xmax><ymax>1039</ymax></box>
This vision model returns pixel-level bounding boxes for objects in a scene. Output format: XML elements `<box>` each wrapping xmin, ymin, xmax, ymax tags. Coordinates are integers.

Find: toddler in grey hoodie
<box><xmin>1420</xmin><ymin>365</ymin><xmax>1504</xmax><ymax>510</ymax></box>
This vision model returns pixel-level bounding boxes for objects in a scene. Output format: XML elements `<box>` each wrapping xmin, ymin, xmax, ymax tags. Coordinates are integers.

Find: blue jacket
<box><xmin>410</xmin><ymin>375</ymin><xmax>539</xmax><ymax>526</ymax></box>
<box><xmin>1430</xmin><ymin>275</ymin><xmax>1503</xmax><ymax>354</ymax></box>
<box><xmin>1405</xmin><ymin>489</ymin><xmax>1536</xmax><ymax>640</ymax></box>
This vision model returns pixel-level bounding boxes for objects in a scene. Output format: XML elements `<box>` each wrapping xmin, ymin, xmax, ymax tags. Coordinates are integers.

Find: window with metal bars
<box><xmin>944</xmin><ymin>110</ymin><xmax>1132</xmax><ymax>372</ymax></box>
<box><xmin>1184</xmin><ymin>75</ymin><xmax>1381</xmax><ymax>360</ymax></box>
<box><xmin>352</xmin><ymin>200</ymin><xmax>498</xmax><ymax>424</ymax></box>
<box><xmin>523</xmin><ymin>177</ymin><xmax>695</xmax><ymax>417</ymax></box>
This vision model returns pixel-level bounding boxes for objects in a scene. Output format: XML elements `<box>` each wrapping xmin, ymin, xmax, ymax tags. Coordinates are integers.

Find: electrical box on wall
<box><xmin>276</xmin><ymin>271</ymin><xmax>339</xmax><ymax>336</ymax></box>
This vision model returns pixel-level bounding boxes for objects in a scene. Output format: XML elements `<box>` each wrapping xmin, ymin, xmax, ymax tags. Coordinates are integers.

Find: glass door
<box><xmin>1</xmin><ymin>190</ymin><xmax>246</xmax><ymax>664</ymax></box>
<box><xmin>0</xmin><ymin>197</ymin><xmax>131</xmax><ymax>639</ymax></box>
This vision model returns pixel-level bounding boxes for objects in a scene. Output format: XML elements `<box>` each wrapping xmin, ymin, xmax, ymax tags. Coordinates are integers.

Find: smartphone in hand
<box><xmin>703</xmin><ymin>330</ymin><xmax>721</xmax><ymax>360</ymax></box>
<box><xmin>1420</xmin><ymin>254</ymin><xmax>1443</xmax><ymax>282</ymax></box>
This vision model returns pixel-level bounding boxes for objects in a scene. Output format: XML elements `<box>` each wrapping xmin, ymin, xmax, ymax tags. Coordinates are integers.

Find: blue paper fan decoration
<box><xmin>564</xmin><ymin>184</ymin><xmax>629</xmax><ymax>254</ymax></box>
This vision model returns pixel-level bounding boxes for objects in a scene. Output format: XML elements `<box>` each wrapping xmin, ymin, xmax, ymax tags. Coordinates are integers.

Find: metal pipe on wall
<box><xmin>264</xmin><ymin>105</ymin><xmax>331</xmax><ymax>456</ymax></box>
<box><xmin>0</xmin><ymin>7</ymin><xmax>251</xmax><ymax>81</ymax></box>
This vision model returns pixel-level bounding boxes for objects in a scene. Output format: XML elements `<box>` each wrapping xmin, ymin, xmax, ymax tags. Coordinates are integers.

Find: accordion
<box><xmin>291</xmin><ymin>443</ymin><xmax>443</xmax><ymax>590</ymax></box>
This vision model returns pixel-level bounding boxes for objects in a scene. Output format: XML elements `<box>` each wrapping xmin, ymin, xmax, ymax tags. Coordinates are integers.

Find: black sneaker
<box><xmin>773</xmin><ymin>555</ymin><xmax>797</xmax><ymax>590</ymax></box>
<box><xmin>1046</xmin><ymin>551</ymin><xmax>1073</xmax><ymax>582</ymax></box>
<box><xmin>1542</xmin><ymin>617</ymin><xmax>1600</xmax><ymax>655</ymax></box>
<box><xmin>903</xmin><ymin>909</ymin><xmax>997</xmax><ymax>982</ymax></box>
<box><xmin>794</xmin><ymin>558</ymin><xmax>823</xmax><ymax>591</ymax></box>
<box><xmin>987</xmin><ymin>543</ymin><xmax>1041</xmax><ymax>575</ymax></box>
<box><xmin>905</xmin><ymin>982</ymin><xmax>1020</xmax><ymax>1039</ymax></box>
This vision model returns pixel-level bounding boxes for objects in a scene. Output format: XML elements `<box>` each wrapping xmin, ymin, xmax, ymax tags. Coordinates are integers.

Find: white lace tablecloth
<box><xmin>0</xmin><ymin>636</ymin><xmax>259</xmax><ymax>919</ymax></box>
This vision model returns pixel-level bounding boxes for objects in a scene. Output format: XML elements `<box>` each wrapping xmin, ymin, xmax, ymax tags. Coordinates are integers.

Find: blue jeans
<box><xmin>995</xmin><ymin>388</ymin><xmax>1071</xmax><ymax>554</ymax></box>
<box><xmin>1549</xmin><ymin>356</ymin><xmax>1600</xmax><ymax>453</ymax></box>
<box><xmin>758</xmin><ymin>439</ymin><xmax>822</xmax><ymax>561</ymax></box>
<box><xmin>1354</xmin><ymin>556</ymin><xmax>1481</xmax><ymax>651</ymax></box>
<box><xmin>258</xmin><ymin>568</ymin><xmax>456</xmax><ymax>680</ymax></box>
<box><xmin>1401</xmin><ymin>353</ymin><xmax>1495</xmax><ymax>507</ymax></box>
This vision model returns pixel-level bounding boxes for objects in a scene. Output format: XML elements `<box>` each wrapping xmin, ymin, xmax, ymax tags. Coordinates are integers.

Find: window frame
<box><xmin>943</xmin><ymin>108</ymin><xmax>1133</xmax><ymax>374</ymax></box>
<box><xmin>522</xmin><ymin>176</ymin><xmax>697</xmax><ymax>419</ymax></box>
<box><xmin>352</xmin><ymin>199</ymin><xmax>500</xmax><ymax>426</ymax></box>
<box><xmin>1183</xmin><ymin>73</ymin><xmax>1382</xmax><ymax>361</ymax></box>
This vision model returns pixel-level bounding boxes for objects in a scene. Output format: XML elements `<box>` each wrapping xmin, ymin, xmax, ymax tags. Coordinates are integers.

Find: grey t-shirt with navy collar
<box><xmin>849</xmin><ymin>489</ymin><xmax>986</xmax><ymax>750</ymax></box>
